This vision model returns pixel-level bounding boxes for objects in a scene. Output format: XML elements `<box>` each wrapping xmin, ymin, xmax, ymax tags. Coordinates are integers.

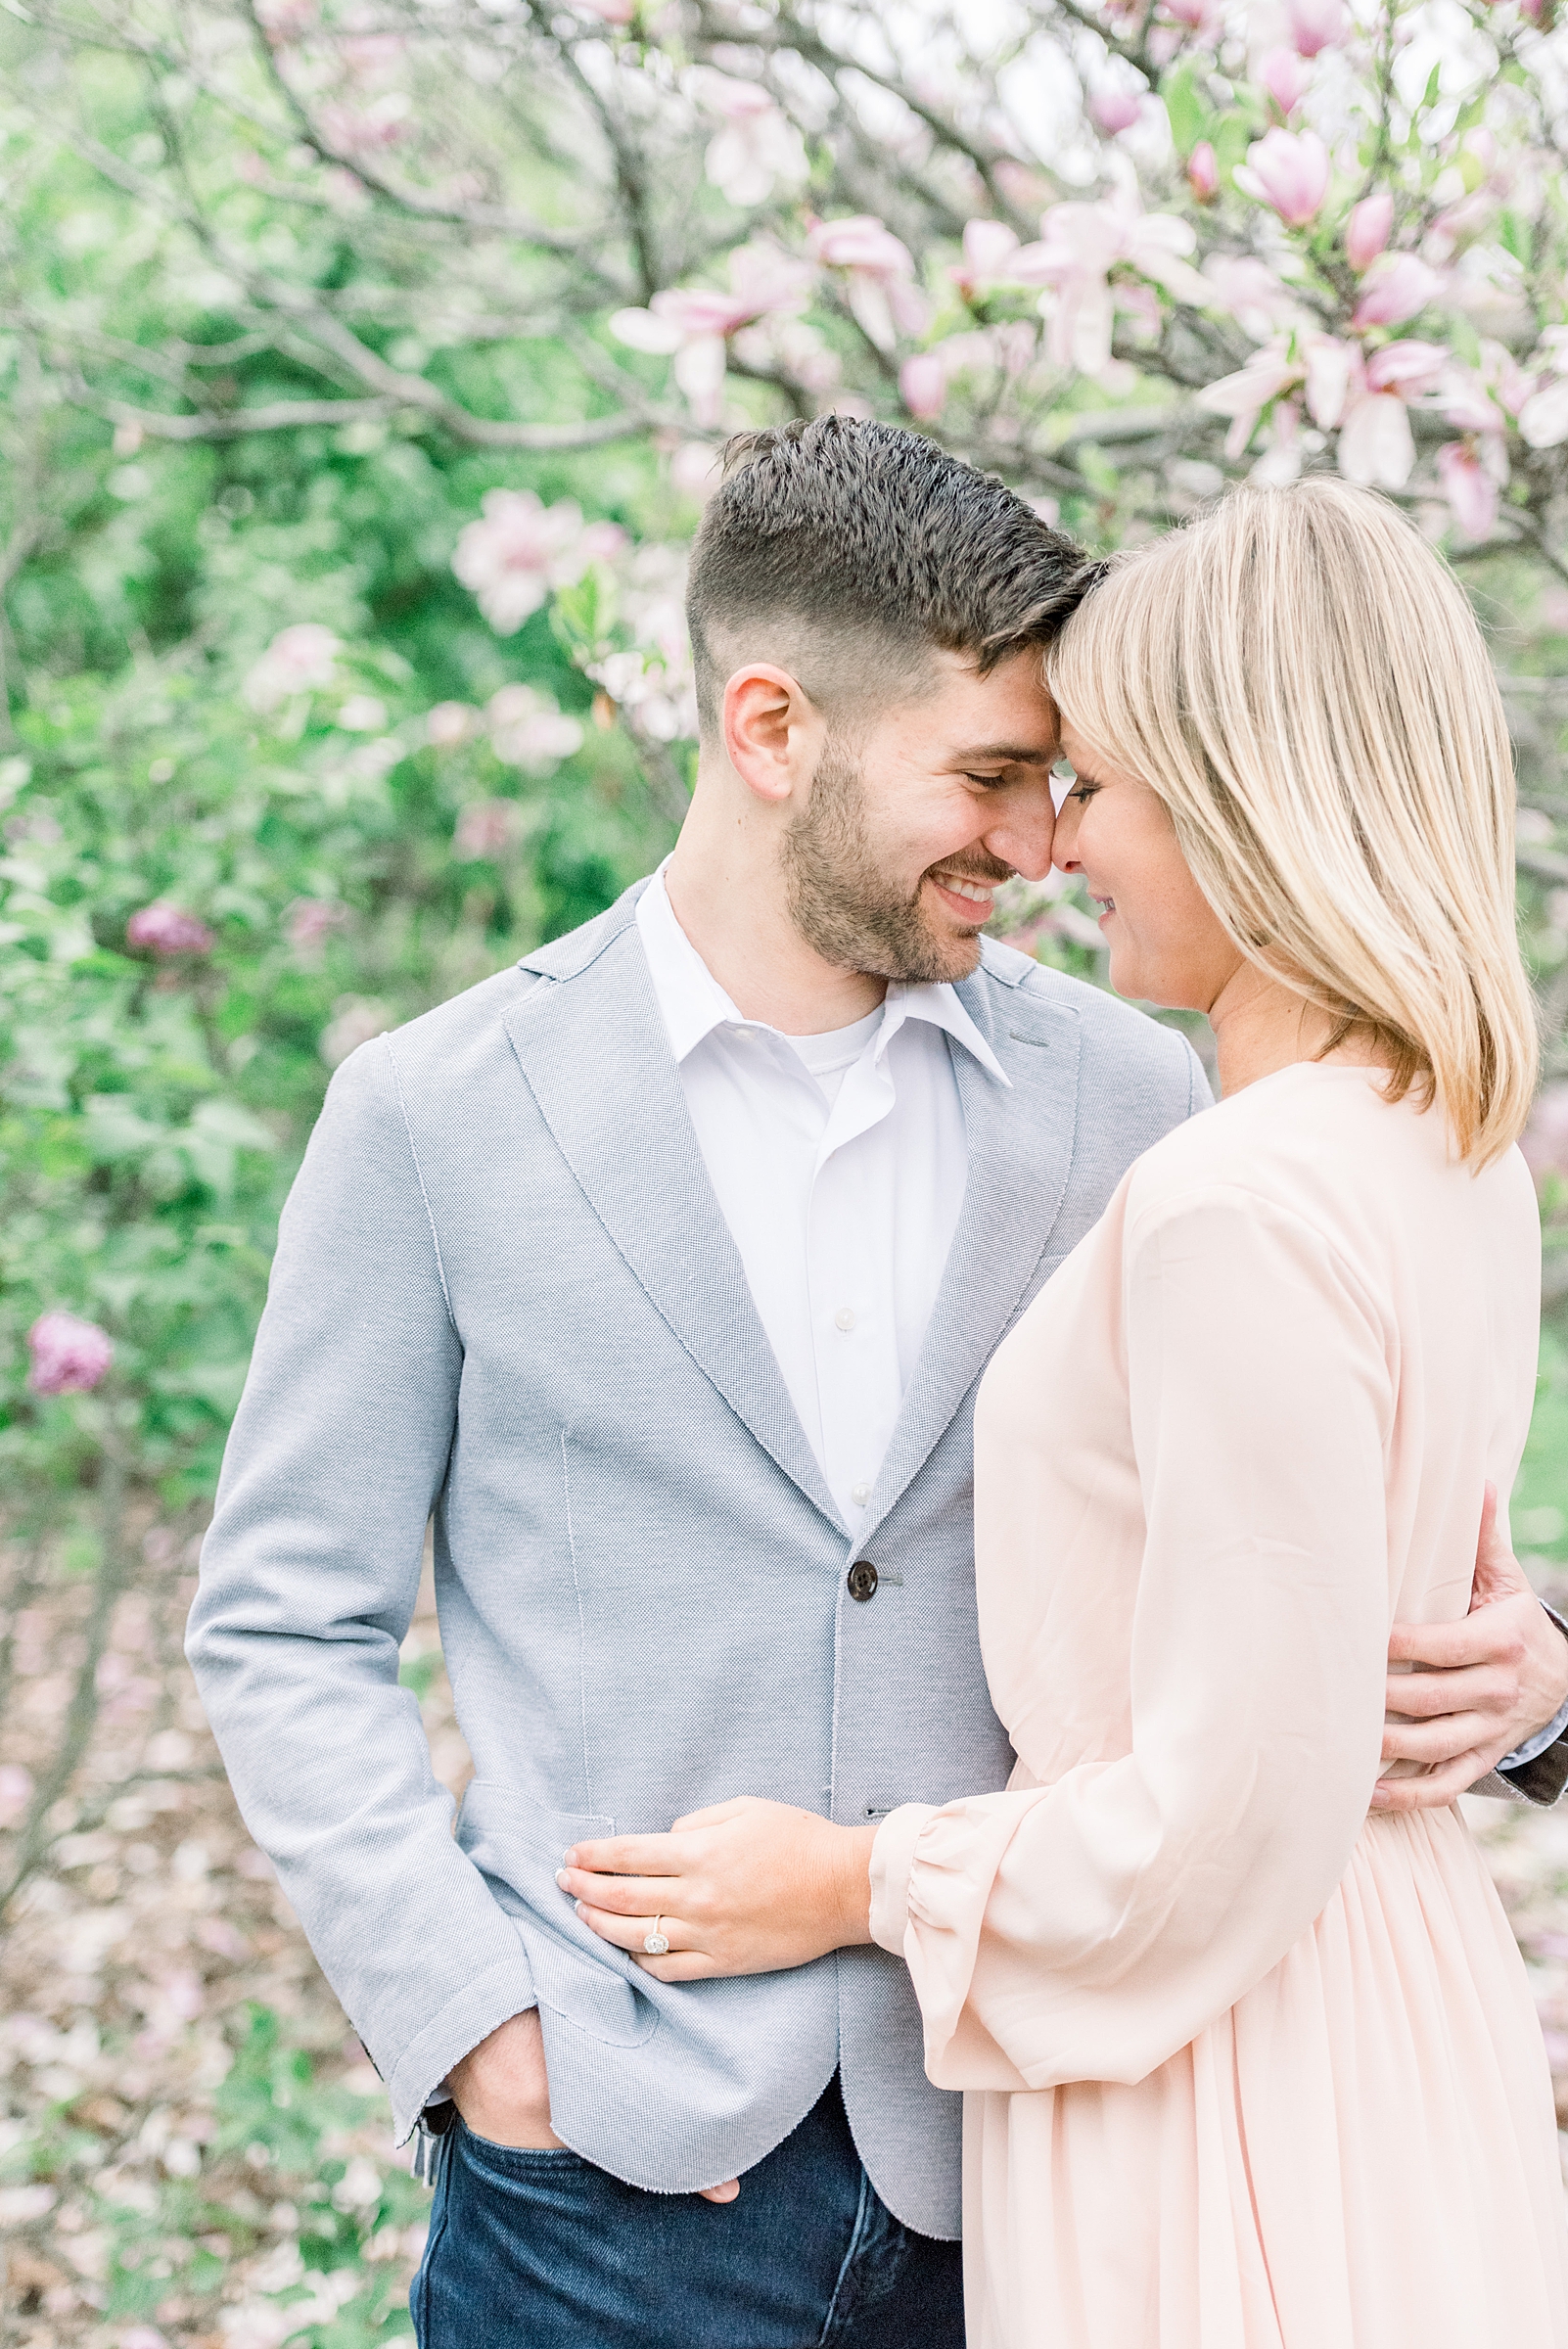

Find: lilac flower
<box><xmin>28</xmin><ymin>1311</ymin><xmax>114</xmax><ymax>1396</ymax></box>
<box><xmin>126</xmin><ymin>903</ymin><xmax>215</xmax><ymax>956</ymax></box>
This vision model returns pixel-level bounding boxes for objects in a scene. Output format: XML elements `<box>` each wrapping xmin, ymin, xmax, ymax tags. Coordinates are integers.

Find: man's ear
<box><xmin>721</xmin><ymin>666</ymin><xmax>822</xmax><ymax>806</ymax></box>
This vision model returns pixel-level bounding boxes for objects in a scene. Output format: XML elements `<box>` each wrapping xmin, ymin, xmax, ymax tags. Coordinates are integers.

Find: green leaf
<box><xmin>1161</xmin><ymin>63</ymin><xmax>1206</xmax><ymax>157</ymax></box>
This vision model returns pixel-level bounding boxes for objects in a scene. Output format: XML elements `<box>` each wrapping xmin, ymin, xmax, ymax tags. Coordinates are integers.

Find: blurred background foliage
<box><xmin>8</xmin><ymin>0</ymin><xmax>1568</xmax><ymax>2337</ymax></box>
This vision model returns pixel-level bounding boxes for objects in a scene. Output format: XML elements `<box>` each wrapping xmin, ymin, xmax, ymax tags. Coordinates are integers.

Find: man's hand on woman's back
<box><xmin>1376</xmin><ymin>1487</ymin><xmax>1568</xmax><ymax>1810</ymax></box>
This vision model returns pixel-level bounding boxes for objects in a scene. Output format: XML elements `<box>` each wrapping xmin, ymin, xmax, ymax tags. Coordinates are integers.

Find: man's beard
<box><xmin>781</xmin><ymin>738</ymin><xmax>1013</xmax><ymax>985</ymax></box>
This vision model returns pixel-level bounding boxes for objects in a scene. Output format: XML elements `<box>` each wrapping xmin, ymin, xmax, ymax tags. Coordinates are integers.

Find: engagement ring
<box><xmin>644</xmin><ymin>1917</ymin><xmax>670</xmax><ymax>1956</ymax></box>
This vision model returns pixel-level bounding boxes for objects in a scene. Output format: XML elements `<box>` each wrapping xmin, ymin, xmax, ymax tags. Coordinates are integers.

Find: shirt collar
<box><xmin>635</xmin><ymin>861</ymin><xmax>1011</xmax><ymax>1087</ymax></box>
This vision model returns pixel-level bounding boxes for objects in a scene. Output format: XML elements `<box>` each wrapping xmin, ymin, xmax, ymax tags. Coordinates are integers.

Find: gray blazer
<box><xmin>187</xmin><ymin>880</ymin><xmax>1209</xmax><ymax>2238</ymax></box>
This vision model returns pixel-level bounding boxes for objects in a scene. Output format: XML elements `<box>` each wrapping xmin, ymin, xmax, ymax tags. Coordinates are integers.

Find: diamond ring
<box><xmin>643</xmin><ymin>1916</ymin><xmax>670</xmax><ymax>1956</ymax></box>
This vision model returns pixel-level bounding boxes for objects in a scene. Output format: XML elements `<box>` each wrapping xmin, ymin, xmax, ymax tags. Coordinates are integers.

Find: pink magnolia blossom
<box><xmin>486</xmin><ymin>684</ymin><xmax>584</xmax><ymax>771</ymax></box>
<box><xmin>286</xmin><ymin>899</ymin><xmax>350</xmax><ymax>952</ymax></box>
<box><xmin>612</xmin><ymin>245</ymin><xmax>813</xmax><ymax>422</ymax></box>
<box><xmin>1352</xmin><ymin>253</ymin><xmax>1443</xmax><ymax>329</ymax></box>
<box><xmin>1202</xmin><ymin>254</ymin><xmax>1307</xmax><ymax>342</ymax></box>
<box><xmin>1030</xmin><ymin>200</ymin><xmax>1208</xmax><ymax>378</ymax></box>
<box><xmin>1162</xmin><ymin>0</ymin><xmax>1222</xmax><ymax>29</ymax></box>
<box><xmin>694</xmin><ymin>73</ymin><xmax>808</xmax><ymax>207</ymax></box>
<box><xmin>1345</xmin><ymin>190</ymin><xmax>1394</xmax><ymax>270</ymax></box>
<box><xmin>951</xmin><ymin>219</ymin><xmax>1025</xmax><ymax>300</ymax></box>
<box><xmin>1090</xmin><ymin>89</ymin><xmax>1143</xmax><ymax>135</ymax></box>
<box><xmin>1436</xmin><ymin>441</ymin><xmax>1501</xmax><ymax>541</ymax></box>
<box><xmin>1260</xmin><ymin>48</ymin><xmax>1311</xmax><ymax>115</ymax></box>
<box><xmin>1234</xmin><ymin>127</ymin><xmax>1331</xmax><ymax>226</ymax></box>
<box><xmin>899</xmin><ymin>353</ymin><xmax>947</xmax><ymax>421</ymax></box>
<box><xmin>245</xmin><ymin>622</ymin><xmax>340</xmax><ymax>712</ymax></box>
<box><xmin>1186</xmin><ymin>142</ymin><xmax>1219</xmax><ymax>201</ymax></box>
<box><xmin>1285</xmin><ymin>0</ymin><xmax>1348</xmax><ymax>55</ymax></box>
<box><xmin>1304</xmin><ymin>334</ymin><xmax>1357</xmax><ymax>427</ymax></box>
<box><xmin>1479</xmin><ymin>338</ymin><xmax>1536</xmax><ymax>421</ymax></box>
<box><xmin>1250</xmin><ymin>397</ymin><xmax>1306</xmax><ymax>487</ymax></box>
<box><xmin>28</xmin><ymin>1311</ymin><xmax>113</xmax><ymax>1397</ymax></box>
<box><xmin>1196</xmin><ymin>340</ymin><xmax>1305</xmax><ymax>457</ymax></box>
<box><xmin>451</xmin><ymin>491</ymin><xmax>625</xmax><ymax>635</ymax></box>
<box><xmin>1337</xmin><ymin>391</ymin><xmax>1415</xmax><ymax>489</ymax></box>
<box><xmin>1519</xmin><ymin>360</ymin><xmax>1568</xmax><ymax>450</ymax></box>
<box><xmin>1362</xmin><ymin>340</ymin><xmax>1447</xmax><ymax>393</ymax></box>
<box><xmin>807</xmin><ymin>215</ymin><xmax>930</xmax><ymax>351</ymax></box>
<box><xmin>126</xmin><ymin>902</ymin><xmax>215</xmax><ymax>956</ymax></box>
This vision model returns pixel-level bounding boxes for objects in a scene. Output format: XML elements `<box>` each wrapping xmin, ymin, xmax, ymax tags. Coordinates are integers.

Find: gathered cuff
<box><xmin>868</xmin><ymin>1803</ymin><xmax>940</xmax><ymax>1955</ymax></box>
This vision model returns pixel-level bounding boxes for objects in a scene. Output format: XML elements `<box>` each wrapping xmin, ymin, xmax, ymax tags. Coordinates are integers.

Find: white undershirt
<box><xmin>635</xmin><ymin>864</ymin><xmax>1009</xmax><ymax>1525</ymax></box>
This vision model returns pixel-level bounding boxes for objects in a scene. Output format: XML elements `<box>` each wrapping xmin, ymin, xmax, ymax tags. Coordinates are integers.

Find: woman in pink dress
<box><xmin>567</xmin><ymin>481</ymin><xmax>1568</xmax><ymax>2343</ymax></box>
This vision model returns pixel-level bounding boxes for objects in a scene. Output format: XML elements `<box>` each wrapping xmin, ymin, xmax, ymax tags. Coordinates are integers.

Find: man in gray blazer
<box><xmin>188</xmin><ymin>419</ymin><xmax>1568</xmax><ymax>2348</ymax></box>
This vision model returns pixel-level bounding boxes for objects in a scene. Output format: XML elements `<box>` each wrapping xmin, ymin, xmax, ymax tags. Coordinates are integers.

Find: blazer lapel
<box><xmin>857</xmin><ymin>977</ymin><xmax>1083</xmax><ymax>1544</ymax></box>
<box><xmin>504</xmin><ymin>911</ymin><xmax>845</xmax><ymax>1532</ymax></box>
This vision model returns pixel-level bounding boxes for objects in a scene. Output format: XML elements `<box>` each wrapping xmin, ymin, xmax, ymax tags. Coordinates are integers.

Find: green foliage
<box><xmin>0</xmin><ymin>90</ymin><xmax>677</xmax><ymax>1511</ymax></box>
<box><xmin>94</xmin><ymin>2007</ymin><xmax>423</xmax><ymax>2344</ymax></box>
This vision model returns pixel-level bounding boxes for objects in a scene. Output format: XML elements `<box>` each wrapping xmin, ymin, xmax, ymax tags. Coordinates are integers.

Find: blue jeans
<box><xmin>410</xmin><ymin>2072</ymin><xmax>964</xmax><ymax>2347</ymax></box>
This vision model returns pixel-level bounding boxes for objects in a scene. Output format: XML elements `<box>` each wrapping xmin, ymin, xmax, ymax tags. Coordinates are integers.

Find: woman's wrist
<box><xmin>828</xmin><ymin>1821</ymin><xmax>879</xmax><ymax>1948</ymax></box>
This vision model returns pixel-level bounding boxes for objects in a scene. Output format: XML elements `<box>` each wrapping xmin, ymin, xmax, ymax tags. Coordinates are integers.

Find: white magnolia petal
<box><xmin>609</xmin><ymin>307</ymin><xmax>684</xmax><ymax>355</ymax></box>
<box><xmin>1337</xmin><ymin>392</ymin><xmax>1415</xmax><ymax>490</ymax></box>
<box><xmin>1518</xmin><ymin>377</ymin><xmax>1568</xmax><ymax>450</ymax></box>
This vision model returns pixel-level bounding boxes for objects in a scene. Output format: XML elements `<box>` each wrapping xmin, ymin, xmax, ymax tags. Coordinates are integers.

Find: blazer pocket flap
<box><xmin>456</xmin><ymin>1782</ymin><xmax>658</xmax><ymax>2050</ymax></box>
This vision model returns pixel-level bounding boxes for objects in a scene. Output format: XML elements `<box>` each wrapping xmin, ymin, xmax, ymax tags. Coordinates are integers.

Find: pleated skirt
<box><xmin>963</xmin><ymin>1807</ymin><xmax>1568</xmax><ymax>2348</ymax></box>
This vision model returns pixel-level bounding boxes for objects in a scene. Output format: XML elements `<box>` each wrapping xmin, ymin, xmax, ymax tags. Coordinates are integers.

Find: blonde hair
<box><xmin>1046</xmin><ymin>480</ymin><xmax>1538</xmax><ymax>1167</ymax></box>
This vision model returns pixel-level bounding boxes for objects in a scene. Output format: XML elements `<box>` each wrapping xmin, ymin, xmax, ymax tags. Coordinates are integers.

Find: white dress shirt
<box><xmin>636</xmin><ymin>865</ymin><xmax>1009</xmax><ymax>1527</ymax></box>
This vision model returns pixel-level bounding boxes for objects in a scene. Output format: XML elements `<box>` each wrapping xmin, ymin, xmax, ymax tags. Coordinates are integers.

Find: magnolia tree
<box><xmin>23</xmin><ymin>0</ymin><xmax>1568</xmax><ymax>974</ymax></box>
<box><xmin>9</xmin><ymin>0</ymin><xmax>1568</xmax><ymax>989</ymax></box>
<box><xmin>4</xmin><ymin>0</ymin><xmax>1568</xmax><ymax>1125</ymax></box>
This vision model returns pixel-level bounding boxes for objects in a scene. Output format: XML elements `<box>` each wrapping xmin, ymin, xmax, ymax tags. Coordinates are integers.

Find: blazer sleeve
<box><xmin>869</xmin><ymin>1186</ymin><xmax>1393</xmax><ymax>2094</ymax></box>
<box><xmin>185</xmin><ymin>1036</ymin><xmax>538</xmax><ymax>2140</ymax></box>
<box><xmin>1488</xmin><ymin>1614</ymin><xmax>1568</xmax><ymax>1806</ymax></box>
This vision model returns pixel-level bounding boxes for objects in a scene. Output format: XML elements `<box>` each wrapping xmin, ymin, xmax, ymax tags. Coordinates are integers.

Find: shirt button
<box><xmin>851</xmin><ymin>1482</ymin><xmax>870</xmax><ymax>1507</ymax></box>
<box><xmin>847</xmin><ymin>1561</ymin><xmax>879</xmax><ymax>1602</ymax></box>
<box><xmin>835</xmin><ymin>1307</ymin><xmax>855</xmax><ymax>1332</ymax></box>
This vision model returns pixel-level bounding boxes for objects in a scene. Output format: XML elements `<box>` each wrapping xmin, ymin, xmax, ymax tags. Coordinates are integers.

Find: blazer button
<box><xmin>847</xmin><ymin>1561</ymin><xmax>879</xmax><ymax>1602</ymax></box>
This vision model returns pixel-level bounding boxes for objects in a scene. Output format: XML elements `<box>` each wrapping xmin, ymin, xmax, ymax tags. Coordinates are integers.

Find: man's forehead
<box><xmin>911</xmin><ymin>649</ymin><xmax>1061</xmax><ymax>760</ymax></box>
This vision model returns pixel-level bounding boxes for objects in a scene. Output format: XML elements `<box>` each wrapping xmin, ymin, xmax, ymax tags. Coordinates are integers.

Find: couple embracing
<box><xmin>189</xmin><ymin>419</ymin><xmax>1568</xmax><ymax>2347</ymax></box>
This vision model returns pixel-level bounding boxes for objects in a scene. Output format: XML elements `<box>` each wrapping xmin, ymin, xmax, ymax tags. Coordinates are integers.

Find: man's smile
<box><xmin>928</xmin><ymin>868</ymin><xmax>1003</xmax><ymax>922</ymax></box>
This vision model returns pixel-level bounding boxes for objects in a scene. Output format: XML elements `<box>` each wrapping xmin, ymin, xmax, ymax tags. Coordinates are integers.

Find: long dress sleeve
<box><xmin>871</xmin><ymin>1183</ymin><xmax>1396</xmax><ymax>2094</ymax></box>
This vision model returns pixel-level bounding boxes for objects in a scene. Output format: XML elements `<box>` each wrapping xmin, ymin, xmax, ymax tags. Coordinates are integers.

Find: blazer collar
<box><xmin>511</xmin><ymin>893</ymin><xmax>1082</xmax><ymax>1545</ymax></box>
<box><xmin>508</xmin><ymin>893</ymin><xmax>846</xmax><ymax>1531</ymax></box>
<box><xmin>853</xmin><ymin>960</ymin><xmax>1083</xmax><ymax>1548</ymax></box>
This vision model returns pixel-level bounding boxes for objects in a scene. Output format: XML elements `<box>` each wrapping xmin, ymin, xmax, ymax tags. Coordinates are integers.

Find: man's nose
<box><xmin>1049</xmin><ymin>798</ymin><xmax>1083</xmax><ymax>878</ymax></box>
<box><xmin>983</xmin><ymin>787</ymin><xmax>1056</xmax><ymax>884</ymax></box>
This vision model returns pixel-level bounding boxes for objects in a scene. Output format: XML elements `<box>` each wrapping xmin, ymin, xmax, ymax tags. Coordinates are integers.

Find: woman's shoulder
<box><xmin>1123</xmin><ymin>1062</ymin><xmax>1537</xmax><ymax>1257</ymax></box>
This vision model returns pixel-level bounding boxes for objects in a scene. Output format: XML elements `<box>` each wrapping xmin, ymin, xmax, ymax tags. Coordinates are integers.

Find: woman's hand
<box><xmin>555</xmin><ymin>1798</ymin><xmax>879</xmax><ymax>1982</ymax></box>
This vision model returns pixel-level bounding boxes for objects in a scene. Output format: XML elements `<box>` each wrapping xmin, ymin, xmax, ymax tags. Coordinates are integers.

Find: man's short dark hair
<box><xmin>685</xmin><ymin>415</ymin><xmax>1093</xmax><ymax>741</ymax></box>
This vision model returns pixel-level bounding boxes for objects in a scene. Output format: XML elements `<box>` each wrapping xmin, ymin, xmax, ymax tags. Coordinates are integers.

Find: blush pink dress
<box><xmin>869</xmin><ymin>1062</ymin><xmax>1568</xmax><ymax>2348</ymax></box>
